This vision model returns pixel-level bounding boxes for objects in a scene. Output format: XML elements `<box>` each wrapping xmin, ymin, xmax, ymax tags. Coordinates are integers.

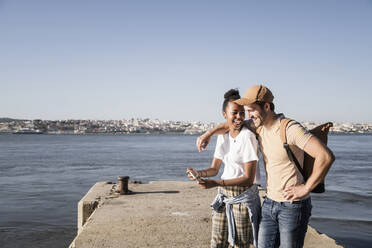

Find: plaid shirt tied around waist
<box><xmin>210</xmin><ymin>184</ymin><xmax>261</xmax><ymax>248</ymax></box>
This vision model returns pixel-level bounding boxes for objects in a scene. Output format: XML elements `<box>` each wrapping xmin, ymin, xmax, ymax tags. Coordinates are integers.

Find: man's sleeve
<box><xmin>242</xmin><ymin>131</ymin><xmax>259</xmax><ymax>163</ymax></box>
<box><xmin>213</xmin><ymin>134</ymin><xmax>225</xmax><ymax>160</ymax></box>
<box><xmin>287</xmin><ymin>122</ymin><xmax>313</xmax><ymax>150</ymax></box>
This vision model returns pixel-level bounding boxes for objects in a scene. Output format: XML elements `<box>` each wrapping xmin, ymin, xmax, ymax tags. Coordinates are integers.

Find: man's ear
<box><xmin>264</xmin><ymin>102</ymin><xmax>271</xmax><ymax>112</ymax></box>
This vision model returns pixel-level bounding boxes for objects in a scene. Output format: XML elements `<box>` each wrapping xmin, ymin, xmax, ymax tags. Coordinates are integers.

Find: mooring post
<box><xmin>117</xmin><ymin>176</ymin><xmax>130</xmax><ymax>195</ymax></box>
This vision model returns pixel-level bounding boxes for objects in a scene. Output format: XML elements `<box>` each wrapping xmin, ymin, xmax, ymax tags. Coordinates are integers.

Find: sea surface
<box><xmin>0</xmin><ymin>133</ymin><xmax>371</xmax><ymax>248</ymax></box>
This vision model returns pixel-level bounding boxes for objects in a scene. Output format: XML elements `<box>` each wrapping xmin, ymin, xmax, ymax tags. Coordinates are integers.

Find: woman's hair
<box><xmin>222</xmin><ymin>89</ymin><xmax>240</xmax><ymax>111</ymax></box>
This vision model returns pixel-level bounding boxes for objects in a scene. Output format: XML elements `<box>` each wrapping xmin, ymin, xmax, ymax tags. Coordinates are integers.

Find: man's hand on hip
<box><xmin>283</xmin><ymin>184</ymin><xmax>310</xmax><ymax>202</ymax></box>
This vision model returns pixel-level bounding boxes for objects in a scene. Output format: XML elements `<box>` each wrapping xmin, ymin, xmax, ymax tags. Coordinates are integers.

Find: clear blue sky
<box><xmin>1</xmin><ymin>0</ymin><xmax>371</xmax><ymax>123</ymax></box>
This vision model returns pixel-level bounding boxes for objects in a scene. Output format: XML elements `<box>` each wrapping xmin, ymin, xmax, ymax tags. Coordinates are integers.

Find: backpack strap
<box><xmin>280</xmin><ymin>118</ymin><xmax>292</xmax><ymax>144</ymax></box>
<box><xmin>280</xmin><ymin>118</ymin><xmax>306</xmax><ymax>178</ymax></box>
<box><xmin>256</xmin><ymin>126</ymin><xmax>262</xmax><ymax>135</ymax></box>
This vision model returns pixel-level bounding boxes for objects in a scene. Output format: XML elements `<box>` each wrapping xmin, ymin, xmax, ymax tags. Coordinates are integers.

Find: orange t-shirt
<box><xmin>258</xmin><ymin>116</ymin><xmax>313</xmax><ymax>202</ymax></box>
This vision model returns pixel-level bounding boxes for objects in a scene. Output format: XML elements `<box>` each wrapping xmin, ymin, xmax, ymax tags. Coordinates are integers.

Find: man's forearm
<box><xmin>197</xmin><ymin>122</ymin><xmax>229</xmax><ymax>152</ymax></box>
<box><xmin>205</xmin><ymin>122</ymin><xmax>229</xmax><ymax>136</ymax></box>
<box><xmin>302</xmin><ymin>137</ymin><xmax>335</xmax><ymax>192</ymax></box>
<box><xmin>304</xmin><ymin>149</ymin><xmax>335</xmax><ymax>191</ymax></box>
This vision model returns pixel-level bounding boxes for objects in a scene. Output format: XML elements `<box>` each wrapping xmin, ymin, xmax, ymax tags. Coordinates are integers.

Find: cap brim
<box><xmin>234</xmin><ymin>98</ymin><xmax>255</xmax><ymax>106</ymax></box>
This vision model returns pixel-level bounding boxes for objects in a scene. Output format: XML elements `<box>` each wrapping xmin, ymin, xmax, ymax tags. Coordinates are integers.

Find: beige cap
<box><xmin>234</xmin><ymin>85</ymin><xmax>274</xmax><ymax>105</ymax></box>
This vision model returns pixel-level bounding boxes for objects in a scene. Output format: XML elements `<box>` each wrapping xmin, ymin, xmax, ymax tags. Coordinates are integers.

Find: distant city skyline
<box><xmin>1</xmin><ymin>1</ymin><xmax>372</xmax><ymax>123</ymax></box>
<box><xmin>1</xmin><ymin>118</ymin><xmax>371</xmax><ymax>135</ymax></box>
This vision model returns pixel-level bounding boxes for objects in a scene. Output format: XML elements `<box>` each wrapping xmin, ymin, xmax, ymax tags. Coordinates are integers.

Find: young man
<box><xmin>196</xmin><ymin>85</ymin><xmax>335</xmax><ymax>248</ymax></box>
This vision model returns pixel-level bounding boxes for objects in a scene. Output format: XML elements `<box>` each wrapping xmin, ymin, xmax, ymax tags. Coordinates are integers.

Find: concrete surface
<box><xmin>77</xmin><ymin>181</ymin><xmax>116</xmax><ymax>233</ymax></box>
<box><xmin>69</xmin><ymin>181</ymin><xmax>343</xmax><ymax>248</ymax></box>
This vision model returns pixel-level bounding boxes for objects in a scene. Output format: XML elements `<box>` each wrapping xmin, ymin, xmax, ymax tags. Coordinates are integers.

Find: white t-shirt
<box><xmin>214</xmin><ymin>126</ymin><xmax>260</xmax><ymax>183</ymax></box>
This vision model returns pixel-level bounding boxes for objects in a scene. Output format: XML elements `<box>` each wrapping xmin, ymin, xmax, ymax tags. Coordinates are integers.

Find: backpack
<box><xmin>280</xmin><ymin>119</ymin><xmax>333</xmax><ymax>193</ymax></box>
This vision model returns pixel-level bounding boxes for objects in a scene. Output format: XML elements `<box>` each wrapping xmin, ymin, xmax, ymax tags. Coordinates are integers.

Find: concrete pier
<box><xmin>69</xmin><ymin>181</ymin><xmax>343</xmax><ymax>248</ymax></box>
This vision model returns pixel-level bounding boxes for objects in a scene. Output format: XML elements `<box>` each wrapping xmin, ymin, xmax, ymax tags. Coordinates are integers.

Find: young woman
<box><xmin>187</xmin><ymin>89</ymin><xmax>261</xmax><ymax>248</ymax></box>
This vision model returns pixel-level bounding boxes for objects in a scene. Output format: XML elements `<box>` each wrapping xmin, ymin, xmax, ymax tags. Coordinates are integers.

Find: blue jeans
<box><xmin>258</xmin><ymin>197</ymin><xmax>312</xmax><ymax>248</ymax></box>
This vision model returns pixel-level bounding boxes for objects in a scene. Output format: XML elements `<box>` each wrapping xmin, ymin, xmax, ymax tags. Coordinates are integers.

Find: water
<box><xmin>309</xmin><ymin>134</ymin><xmax>372</xmax><ymax>248</ymax></box>
<box><xmin>0</xmin><ymin>134</ymin><xmax>371</xmax><ymax>248</ymax></box>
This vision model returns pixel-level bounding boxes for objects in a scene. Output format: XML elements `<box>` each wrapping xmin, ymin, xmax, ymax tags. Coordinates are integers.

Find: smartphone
<box><xmin>188</xmin><ymin>171</ymin><xmax>200</xmax><ymax>182</ymax></box>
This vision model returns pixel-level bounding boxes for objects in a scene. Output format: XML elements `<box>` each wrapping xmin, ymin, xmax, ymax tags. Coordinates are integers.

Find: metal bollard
<box><xmin>117</xmin><ymin>176</ymin><xmax>130</xmax><ymax>195</ymax></box>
